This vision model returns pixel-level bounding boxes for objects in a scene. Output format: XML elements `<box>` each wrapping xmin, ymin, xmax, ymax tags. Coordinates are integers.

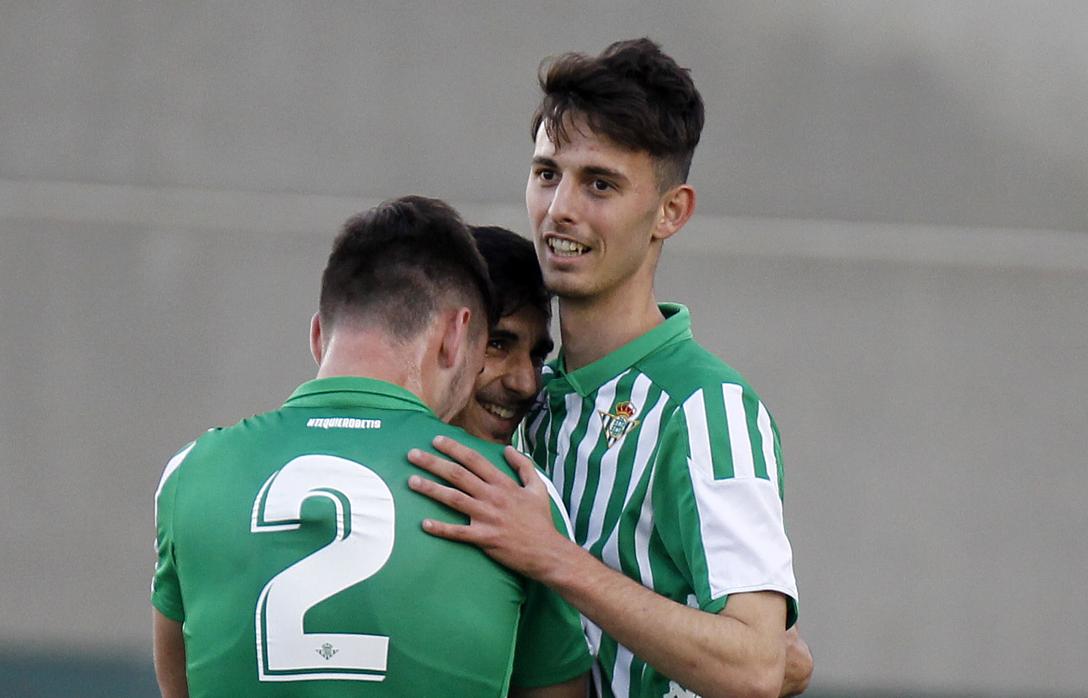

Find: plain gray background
<box><xmin>2</xmin><ymin>2</ymin><xmax>1086</xmax><ymax>696</ymax></box>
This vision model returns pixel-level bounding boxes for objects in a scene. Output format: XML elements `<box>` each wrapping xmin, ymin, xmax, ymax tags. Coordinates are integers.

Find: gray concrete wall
<box><xmin>3</xmin><ymin>184</ymin><xmax>1086</xmax><ymax>696</ymax></box>
<box><xmin>2</xmin><ymin>3</ymin><xmax>1086</xmax><ymax>695</ymax></box>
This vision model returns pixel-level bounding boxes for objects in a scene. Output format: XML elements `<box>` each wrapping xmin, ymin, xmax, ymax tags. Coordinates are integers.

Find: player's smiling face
<box><xmin>526</xmin><ymin>117</ymin><xmax>668</xmax><ymax>302</ymax></box>
<box><xmin>452</xmin><ymin>305</ymin><xmax>553</xmax><ymax>444</ymax></box>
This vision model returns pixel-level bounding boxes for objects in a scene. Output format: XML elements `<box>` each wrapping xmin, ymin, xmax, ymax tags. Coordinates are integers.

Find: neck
<box><xmin>558</xmin><ymin>284</ymin><xmax>664</xmax><ymax>372</ymax></box>
<box><xmin>316</xmin><ymin>330</ymin><xmax>428</xmax><ymax>402</ymax></box>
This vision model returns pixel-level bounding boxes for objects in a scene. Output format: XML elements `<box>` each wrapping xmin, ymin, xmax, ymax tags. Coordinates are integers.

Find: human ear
<box><xmin>437</xmin><ymin>307</ymin><xmax>473</xmax><ymax>369</ymax></box>
<box><xmin>654</xmin><ymin>184</ymin><xmax>696</xmax><ymax>241</ymax></box>
<box><xmin>309</xmin><ymin>312</ymin><xmax>324</xmax><ymax>366</ymax></box>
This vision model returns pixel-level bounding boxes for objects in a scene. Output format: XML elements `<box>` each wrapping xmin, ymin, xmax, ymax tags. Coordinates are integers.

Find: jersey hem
<box><xmin>707</xmin><ymin>584</ymin><xmax>800</xmax><ymax>628</ymax></box>
<box><xmin>150</xmin><ymin>595</ymin><xmax>184</xmax><ymax>623</ymax></box>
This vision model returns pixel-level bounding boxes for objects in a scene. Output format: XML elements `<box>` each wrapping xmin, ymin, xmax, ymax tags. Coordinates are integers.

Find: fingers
<box><xmin>503</xmin><ymin>446</ymin><xmax>541</xmax><ymax>488</ymax></box>
<box><xmin>419</xmin><ymin>517</ymin><xmax>474</xmax><ymax>543</ymax></box>
<box><xmin>407</xmin><ymin>446</ymin><xmax>486</xmax><ymax>497</ymax></box>
<box><xmin>407</xmin><ymin>474</ymin><xmax>481</xmax><ymax>518</ymax></box>
<box><xmin>431</xmin><ymin>435</ymin><xmax>505</xmax><ymax>485</ymax></box>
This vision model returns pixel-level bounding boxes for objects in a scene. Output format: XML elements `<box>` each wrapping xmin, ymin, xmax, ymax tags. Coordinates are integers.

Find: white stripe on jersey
<box><xmin>584</xmin><ymin>616</ymin><xmax>603</xmax><ymax>662</ymax></box>
<box><xmin>681</xmin><ymin>390</ymin><xmax>712</xmax><ymax>479</ymax></box>
<box><xmin>567</xmin><ymin>373</ymin><xmax>624</xmax><ymax>528</ymax></box>
<box><xmin>632</xmin><ymin>465</ymin><xmax>656</xmax><ymax>592</ymax></box>
<box><xmin>756</xmin><ymin>400</ymin><xmax>780</xmax><ymax>492</ymax></box>
<box><xmin>535</xmin><ymin>470</ymin><xmax>576</xmax><ymax>542</ymax></box>
<box><xmin>549</xmin><ymin>392</ymin><xmax>584</xmax><ymax>498</ymax></box>
<box><xmin>599</xmin><ymin>385</ymin><xmax>668</xmax><ymax>572</ymax></box>
<box><xmin>612</xmin><ymin>643</ymin><xmax>638</xmax><ymax>698</ymax></box>
<box><xmin>154</xmin><ymin>441</ymin><xmax>197</xmax><ymax>526</ymax></box>
<box><xmin>591</xmin><ymin>655</ymin><xmax>605</xmax><ymax>698</ymax></box>
<box><xmin>525</xmin><ymin>393</ymin><xmax>549</xmax><ymax>447</ymax></box>
<box><xmin>584</xmin><ymin>373</ymin><xmax>650</xmax><ymax>547</ymax></box>
<box><xmin>722</xmin><ymin>383</ymin><xmax>756</xmax><ymax>479</ymax></box>
<box><xmin>687</xmin><ymin>463</ymin><xmax>797</xmax><ymax>601</ymax></box>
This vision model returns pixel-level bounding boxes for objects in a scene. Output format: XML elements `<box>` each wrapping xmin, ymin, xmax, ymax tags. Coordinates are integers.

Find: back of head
<box><xmin>470</xmin><ymin>226</ymin><xmax>551</xmax><ymax>323</ymax></box>
<box><xmin>320</xmin><ymin>196</ymin><xmax>498</xmax><ymax>342</ymax></box>
<box><xmin>531</xmin><ymin>37</ymin><xmax>705</xmax><ymax>189</ymax></box>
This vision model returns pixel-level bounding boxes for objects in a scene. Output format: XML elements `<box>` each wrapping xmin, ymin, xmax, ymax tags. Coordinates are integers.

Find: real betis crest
<box><xmin>598</xmin><ymin>400</ymin><xmax>640</xmax><ymax>448</ymax></box>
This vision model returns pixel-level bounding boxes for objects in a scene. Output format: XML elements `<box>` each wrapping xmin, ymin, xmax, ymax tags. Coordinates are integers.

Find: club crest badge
<box><xmin>598</xmin><ymin>400</ymin><xmax>640</xmax><ymax>448</ymax></box>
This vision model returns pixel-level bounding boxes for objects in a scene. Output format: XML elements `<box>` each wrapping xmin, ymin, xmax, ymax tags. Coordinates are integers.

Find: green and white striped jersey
<box><xmin>525</xmin><ymin>304</ymin><xmax>798</xmax><ymax>698</ymax></box>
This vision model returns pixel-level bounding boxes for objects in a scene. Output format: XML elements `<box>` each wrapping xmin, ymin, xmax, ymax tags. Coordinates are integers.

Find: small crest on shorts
<box><xmin>598</xmin><ymin>400</ymin><xmax>640</xmax><ymax>449</ymax></box>
<box><xmin>316</xmin><ymin>642</ymin><xmax>339</xmax><ymax>660</ymax></box>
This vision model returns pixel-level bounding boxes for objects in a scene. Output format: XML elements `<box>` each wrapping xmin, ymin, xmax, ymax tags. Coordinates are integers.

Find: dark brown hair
<box><xmin>531</xmin><ymin>37</ymin><xmax>705</xmax><ymax>188</ymax></box>
<box><xmin>470</xmin><ymin>226</ymin><xmax>551</xmax><ymax>323</ymax></box>
<box><xmin>320</xmin><ymin>196</ymin><xmax>497</xmax><ymax>342</ymax></box>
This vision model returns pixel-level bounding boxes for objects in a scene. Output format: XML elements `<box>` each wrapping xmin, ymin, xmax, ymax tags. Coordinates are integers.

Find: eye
<box><xmin>590</xmin><ymin>178</ymin><xmax>613</xmax><ymax>193</ymax></box>
<box><xmin>530</xmin><ymin>349</ymin><xmax>550</xmax><ymax>368</ymax></box>
<box><xmin>487</xmin><ymin>337</ymin><xmax>508</xmax><ymax>353</ymax></box>
<box><xmin>534</xmin><ymin>167</ymin><xmax>557</xmax><ymax>183</ymax></box>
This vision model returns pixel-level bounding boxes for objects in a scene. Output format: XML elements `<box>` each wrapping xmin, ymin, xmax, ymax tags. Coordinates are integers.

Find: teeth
<box><xmin>481</xmin><ymin>402</ymin><xmax>516</xmax><ymax>420</ymax></box>
<box><xmin>547</xmin><ymin>237</ymin><xmax>588</xmax><ymax>256</ymax></box>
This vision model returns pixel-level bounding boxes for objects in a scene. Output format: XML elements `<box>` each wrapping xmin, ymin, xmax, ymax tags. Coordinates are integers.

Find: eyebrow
<box><xmin>581</xmin><ymin>165</ymin><xmax>628</xmax><ymax>184</ymax></box>
<box><xmin>531</xmin><ymin>157</ymin><xmax>630</xmax><ymax>186</ymax></box>
<box><xmin>534</xmin><ymin>337</ymin><xmax>555</xmax><ymax>358</ymax></box>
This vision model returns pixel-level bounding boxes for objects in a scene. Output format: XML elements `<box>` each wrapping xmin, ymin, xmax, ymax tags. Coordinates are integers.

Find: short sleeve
<box><xmin>653</xmin><ymin>386</ymin><xmax>798</xmax><ymax>627</ymax></box>
<box><xmin>510</xmin><ymin>473</ymin><xmax>592</xmax><ymax>687</ymax></box>
<box><xmin>150</xmin><ymin>442</ymin><xmax>194</xmax><ymax>622</ymax></box>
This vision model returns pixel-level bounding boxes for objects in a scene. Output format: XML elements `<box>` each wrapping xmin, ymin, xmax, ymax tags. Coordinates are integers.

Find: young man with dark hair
<box><xmin>453</xmin><ymin>226</ymin><xmax>554</xmax><ymax>445</ymax></box>
<box><xmin>151</xmin><ymin>196</ymin><xmax>590</xmax><ymax>697</ymax></box>
<box><xmin>409</xmin><ymin>40</ymin><xmax>812</xmax><ymax>697</ymax></box>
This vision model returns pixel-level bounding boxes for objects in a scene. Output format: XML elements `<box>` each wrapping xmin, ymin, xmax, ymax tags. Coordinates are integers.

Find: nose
<box><xmin>503</xmin><ymin>353</ymin><xmax>541</xmax><ymax>401</ymax></box>
<box><xmin>546</xmin><ymin>177</ymin><xmax>578</xmax><ymax>227</ymax></box>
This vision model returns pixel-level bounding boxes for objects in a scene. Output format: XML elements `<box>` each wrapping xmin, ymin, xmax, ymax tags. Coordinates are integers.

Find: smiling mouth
<box><xmin>479</xmin><ymin>400</ymin><xmax>517</xmax><ymax>420</ymax></box>
<box><xmin>546</xmin><ymin>237</ymin><xmax>589</xmax><ymax>257</ymax></box>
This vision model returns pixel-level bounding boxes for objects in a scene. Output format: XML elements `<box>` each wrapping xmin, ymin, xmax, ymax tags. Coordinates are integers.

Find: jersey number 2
<box><xmin>251</xmin><ymin>454</ymin><xmax>395</xmax><ymax>682</ymax></box>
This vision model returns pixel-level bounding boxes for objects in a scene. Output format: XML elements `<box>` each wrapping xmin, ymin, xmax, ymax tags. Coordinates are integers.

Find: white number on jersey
<box><xmin>251</xmin><ymin>454</ymin><xmax>395</xmax><ymax>682</ymax></box>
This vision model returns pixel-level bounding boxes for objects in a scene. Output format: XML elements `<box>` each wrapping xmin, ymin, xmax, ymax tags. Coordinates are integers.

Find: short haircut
<box><xmin>470</xmin><ymin>226</ymin><xmax>552</xmax><ymax>322</ymax></box>
<box><xmin>320</xmin><ymin>196</ymin><xmax>497</xmax><ymax>342</ymax></box>
<box><xmin>530</xmin><ymin>37</ymin><xmax>705</xmax><ymax>188</ymax></box>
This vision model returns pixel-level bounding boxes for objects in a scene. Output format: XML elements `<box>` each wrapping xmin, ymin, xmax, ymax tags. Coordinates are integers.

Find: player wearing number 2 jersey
<box><xmin>151</xmin><ymin>197</ymin><xmax>590</xmax><ymax>697</ymax></box>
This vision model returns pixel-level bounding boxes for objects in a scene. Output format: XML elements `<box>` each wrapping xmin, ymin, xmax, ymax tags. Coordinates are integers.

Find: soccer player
<box><xmin>452</xmin><ymin>225</ymin><xmax>554</xmax><ymax>445</ymax></box>
<box><xmin>151</xmin><ymin>197</ymin><xmax>591</xmax><ymax>697</ymax></box>
<box><xmin>408</xmin><ymin>40</ymin><xmax>810</xmax><ymax>697</ymax></box>
<box><xmin>454</xmin><ymin>229</ymin><xmax>811</xmax><ymax>695</ymax></box>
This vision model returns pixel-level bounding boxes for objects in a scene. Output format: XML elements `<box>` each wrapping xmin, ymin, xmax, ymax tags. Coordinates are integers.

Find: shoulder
<box><xmin>643</xmin><ymin>339</ymin><xmax>782</xmax><ymax>483</ymax></box>
<box><xmin>155</xmin><ymin>428</ymin><xmax>222</xmax><ymax>495</ymax></box>
<box><xmin>639</xmin><ymin>336</ymin><xmax>758</xmax><ymax>406</ymax></box>
<box><xmin>155</xmin><ymin>405</ymin><xmax>271</xmax><ymax>493</ymax></box>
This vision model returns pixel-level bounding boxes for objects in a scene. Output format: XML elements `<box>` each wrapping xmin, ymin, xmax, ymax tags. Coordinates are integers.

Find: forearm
<box><xmin>780</xmin><ymin>627</ymin><xmax>813</xmax><ymax>696</ymax></box>
<box><xmin>152</xmin><ymin>609</ymin><xmax>189</xmax><ymax>698</ymax></box>
<box><xmin>539</xmin><ymin>539</ymin><xmax>785</xmax><ymax>698</ymax></box>
<box><xmin>405</xmin><ymin>440</ymin><xmax>787</xmax><ymax>697</ymax></box>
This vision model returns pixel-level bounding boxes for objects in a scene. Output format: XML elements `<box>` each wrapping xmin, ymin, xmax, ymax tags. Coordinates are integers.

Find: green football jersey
<box><xmin>153</xmin><ymin>377</ymin><xmax>590</xmax><ymax>697</ymax></box>
<box><xmin>525</xmin><ymin>304</ymin><xmax>798</xmax><ymax>698</ymax></box>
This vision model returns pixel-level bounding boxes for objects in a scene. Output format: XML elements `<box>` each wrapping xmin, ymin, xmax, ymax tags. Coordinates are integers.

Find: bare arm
<box><xmin>152</xmin><ymin>609</ymin><xmax>189</xmax><ymax>698</ymax></box>
<box><xmin>780</xmin><ymin>626</ymin><xmax>813</xmax><ymax>696</ymax></box>
<box><xmin>408</xmin><ymin>437</ymin><xmax>787</xmax><ymax>698</ymax></box>
<box><xmin>509</xmin><ymin>673</ymin><xmax>589</xmax><ymax>698</ymax></box>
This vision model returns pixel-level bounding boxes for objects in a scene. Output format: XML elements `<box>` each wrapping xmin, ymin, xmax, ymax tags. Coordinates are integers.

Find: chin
<box><xmin>491</xmin><ymin>430</ymin><xmax>515</xmax><ymax>445</ymax></box>
<box><xmin>543</xmin><ymin>272</ymin><xmax>598</xmax><ymax>300</ymax></box>
<box><xmin>481</xmin><ymin>415</ymin><xmax>516</xmax><ymax>445</ymax></box>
